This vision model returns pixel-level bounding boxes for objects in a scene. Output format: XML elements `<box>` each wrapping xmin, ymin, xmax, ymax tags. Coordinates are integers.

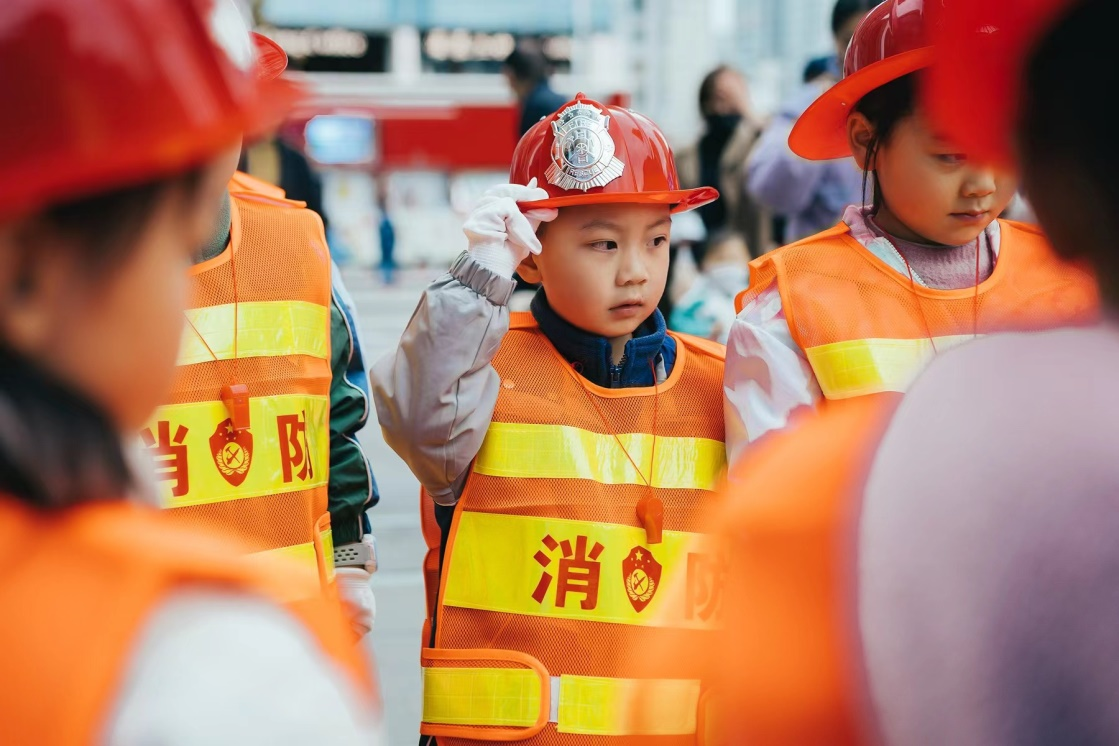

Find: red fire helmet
<box><xmin>789</xmin><ymin>0</ymin><xmax>934</xmax><ymax>160</ymax></box>
<box><xmin>924</xmin><ymin>0</ymin><xmax>1079</xmax><ymax>169</ymax></box>
<box><xmin>512</xmin><ymin>93</ymin><xmax>718</xmax><ymax>214</ymax></box>
<box><xmin>0</xmin><ymin>0</ymin><xmax>302</xmax><ymax>221</ymax></box>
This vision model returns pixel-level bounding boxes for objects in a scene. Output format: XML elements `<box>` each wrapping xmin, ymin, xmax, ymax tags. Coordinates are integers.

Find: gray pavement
<box><xmin>344</xmin><ymin>263</ymin><xmax>445</xmax><ymax>744</ymax></box>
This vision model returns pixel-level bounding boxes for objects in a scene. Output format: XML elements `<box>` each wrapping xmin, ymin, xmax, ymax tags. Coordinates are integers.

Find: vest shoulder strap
<box><xmin>672</xmin><ymin>331</ymin><xmax>726</xmax><ymax>361</ymax></box>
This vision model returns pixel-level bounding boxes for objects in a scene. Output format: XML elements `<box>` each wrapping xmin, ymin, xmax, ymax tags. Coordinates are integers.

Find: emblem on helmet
<box><xmin>546</xmin><ymin>101</ymin><xmax>625</xmax><ymax>192</ymax></box>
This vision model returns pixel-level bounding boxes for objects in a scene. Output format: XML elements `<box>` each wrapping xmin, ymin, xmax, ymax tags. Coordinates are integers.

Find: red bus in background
<box><xmin>274</xmin><ymin>90</ymin><xmax>631</xmax><ymax>268</ymax></box>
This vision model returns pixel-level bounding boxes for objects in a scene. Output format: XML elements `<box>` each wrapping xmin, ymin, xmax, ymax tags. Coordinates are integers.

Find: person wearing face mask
<box><xmin>676</xmin><ymin>66</ymin><xmax>772</xmax><ymax>258</ymax></box>
<box><xmin>746</xmin><ymin>0</ymin><xmax>877</xmax><ymax>244</ymax></box>
<box><xmin>670</xmin><ymin>230</ymin><xmax>751</xmax><ymax>344</ymax></box>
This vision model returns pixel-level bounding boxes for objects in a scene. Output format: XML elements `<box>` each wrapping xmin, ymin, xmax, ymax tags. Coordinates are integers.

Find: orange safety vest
<box><xmin>420</xmin><ymin>313</ymin><xmax>727</xmax><ymax>744</ymax></box>
<box><xmin>142</xmin><ymin>173</ymin><xmax>335</xmax><ymax>587</ymax></box>
<box><xmin>689</xmin><ymin>397</ymin><xmax>897</xmax><ymax>745</ymax></box>
<box><xmin>736</xmin><ymin>220</ymin><xmax>1098</xmax><ymax>401</ymax></box>
<box><xmin>0</xmin><ymin>496</ymin><xmax>376</xmax><ymax>746</ymax></box>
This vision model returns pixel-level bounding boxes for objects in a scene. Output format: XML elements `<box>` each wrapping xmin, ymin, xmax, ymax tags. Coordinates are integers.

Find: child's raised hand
<box><xmin>463</xmin><ymin>178</ymin><xmax>558</xmax><ymax>279</ymax></box>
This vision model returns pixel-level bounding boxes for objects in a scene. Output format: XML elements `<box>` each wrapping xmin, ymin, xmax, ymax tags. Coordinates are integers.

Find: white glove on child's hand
<box><xmin>463</xmin><ymin>177</ymin><xmax>558</xmax><ymax>278</ymax></box>
<box><xmin>335</xmin><ymin>566</ymin><xmax>376</xmax><ymax>639</ymax></box>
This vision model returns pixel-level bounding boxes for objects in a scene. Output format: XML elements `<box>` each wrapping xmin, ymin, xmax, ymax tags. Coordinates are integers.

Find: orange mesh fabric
<box><xmin>754</xmin><ymin>220</ymin><xmax>1098</xmax><ymax>352</ymax></box>
<box><xmin>155</xmin><ymin>181</ymin><xmax>332</xmax><ymax>564</ymax></box>
<box><xmin>165</xmin><ymin>487</ymin><xmax>325</xmax><ymax>553</ymax></box>
<box><xmin>430</xmin><ymin>320</ymin><xmax>725</xmax><ymax>744</ymax></box>
<box><xmin>0</xmin><ymin>498</ymin><xmax>375</xmax><ymax>745</ymax></box>
<box><xmin>677</xmin><ymin>398</ymin><xmax>896</xmax><ymax>745</ymax></box>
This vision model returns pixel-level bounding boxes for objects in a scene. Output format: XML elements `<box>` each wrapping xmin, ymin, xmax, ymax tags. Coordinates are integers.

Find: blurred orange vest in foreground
<box><xmin>144</xmin><ymin>172</ymin><xmax>335</xmax><ymax>588</ymax></box>
<box><xmin>696</xmin><ymin>397</ymin><xmax>897</xmax><ymax>745</ymax></box>
<box><xmin>0</xmin><ymin>496</ymin><xmax>375</xmax><ymax>745</ymax></box>
<box><xmin>737</xmin><ymin>219</ymin><xmax>1098</xmax><ymax>401</ymax></box>
<box><xmin>420</xmin><ymin>314</ymin><xmax>726</xmax><ymax>744</ymax></box>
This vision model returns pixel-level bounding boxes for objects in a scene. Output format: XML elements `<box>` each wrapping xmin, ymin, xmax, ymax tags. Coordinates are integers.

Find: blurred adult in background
<box><xmin>0</xmin><ymin>0</ymin><xmax>380</xmax><ymax>741</ymax></box>
<box><xmin>502</xmin><ymin>43</ymin><xmax>568</xmax><ymax>297</ymax></box>
<box><xmin>677</xmin><ymin>66</ymin><xmax>773</xmax><ymax>256</ymax></box>
<box><xmin>378</xmin><ymin>192</ymin><xmax>397</xmax><ymax>285</ymax></box>
<box><xmin>670</xmin><ymin>229</ymin><xmax>751</xmax><ymax>344</ymax></box>
<box><xmin>241</xmin><ymin>0</ymin><xmax>328</xmax><ymax>228</ymax></box>
<box><xmin>746</xmin><ymin>0</ymin><xmax>876</xmax><ymax>243</ymax></box>
<box><xmin>503</xmin><ymin>43</ymin><xmax>568</xmax><ymax>138</ymax></box>
<box><xmin>659</xmin><ymin>208</ymin><xmax>708</xmax><ymax>322</ymax></box>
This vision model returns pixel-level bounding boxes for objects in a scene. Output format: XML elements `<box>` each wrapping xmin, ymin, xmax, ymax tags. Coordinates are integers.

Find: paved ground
<box><xmin>345</xmin><ymin>264</ymin><xmax>444</xmax><ymax>744</ymax></box>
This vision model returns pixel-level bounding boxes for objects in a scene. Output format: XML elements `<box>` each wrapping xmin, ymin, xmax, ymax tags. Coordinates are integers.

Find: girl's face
<box><xmin>0</xmin><ymin>147</ymin><xmax>236</xmax><ymax>431</ymax></box>
<box><xmin>850</xmin><ymin>106</ymin><xmax>1017</xmax><ymax>247</ymax></box>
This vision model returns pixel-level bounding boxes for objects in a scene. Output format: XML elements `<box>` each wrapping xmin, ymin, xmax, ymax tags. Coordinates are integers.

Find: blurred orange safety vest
<box><xmin>695</xmin><ymin>397</ymin><xmax>897</xmax><ymax>746</ymax></box>
<box><xmin>142</xmin><ymin>172</ymin><xmax>334</xmax><ymax>587</ymax></box>
<box><xmin>0</xmin><ymin>496</ymin><xmax>376</xmax><ymax>746</ymax></box>
<box><xmin>420</xmin><ymin>314</ymin><xmax>727</xmax><ymax>744</ymax></box>
<box><xmin>737</xmin><ymin>219</ymin><xmax>1098</xmax><ymax>401</ymax></box>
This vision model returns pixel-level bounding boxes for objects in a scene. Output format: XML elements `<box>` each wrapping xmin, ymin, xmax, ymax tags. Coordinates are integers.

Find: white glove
<box><xmin>335</xmin><ymin>566</ymin><xmax>376</xmax><ymax>639</ymax></box>
<box><xmin>463</xmin><ymin>177</ymin><xmax>558</xmax><ymax>278</ymax></box>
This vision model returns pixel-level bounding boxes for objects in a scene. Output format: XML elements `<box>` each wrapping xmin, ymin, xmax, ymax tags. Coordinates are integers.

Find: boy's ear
<box><xmin>517</xmin><ymin>252</ymin><xmax>543</xmax><ymax>284</ymax></box>
<box><xmin>847</xmin><ymin>112</ymin><xmax>876</xmax><ymax>171</ymax></box>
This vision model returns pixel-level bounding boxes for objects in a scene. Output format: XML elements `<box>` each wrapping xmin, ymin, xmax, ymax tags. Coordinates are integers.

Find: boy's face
<box><xmin>520</xmin><ymin>202</ymin><xmax>672</xmax><ymax>341</ymax></box>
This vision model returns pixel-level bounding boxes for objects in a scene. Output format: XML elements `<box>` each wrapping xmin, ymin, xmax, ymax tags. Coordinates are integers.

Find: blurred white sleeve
<box><xmin>723</xmin><ymin>282</ymin><xmax>822</xmax><ymax>464</ymax></box>
<box><xmin>106</xmin><ymin>591</ymin><xmax>382</xmax><ymax>746</ymax></box>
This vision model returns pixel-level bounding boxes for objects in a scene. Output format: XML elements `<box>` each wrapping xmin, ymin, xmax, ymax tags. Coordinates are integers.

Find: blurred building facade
<box><xmin>258</xmin><ymin>0</ymin><xmax>835</xmax><ymax>267</ymax></box>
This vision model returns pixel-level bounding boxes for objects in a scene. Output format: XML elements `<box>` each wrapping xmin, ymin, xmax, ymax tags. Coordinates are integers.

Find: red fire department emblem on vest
<box><xmin>209</xmin><ymin>418</ymin><xmax>253</xmax><ymax>487</ymax></box>
<box><xmin>622</xmin><ymin>546</ymin><xmax>662</xmax><ymax>613</ymax></box>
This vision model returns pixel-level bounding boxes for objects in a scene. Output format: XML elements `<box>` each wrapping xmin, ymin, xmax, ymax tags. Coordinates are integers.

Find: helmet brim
<box><xmin>788</xmin><ymin>47</ymin><xmax>934</xmax><ymax>161</ymax></box>
<box><xmin>243</xmin><ymin>33</ymin><xmax>303</xmax><ymax>138</ymax></box>
<box><xmin>518</xmin><ymin>186</ymin><xmax>719</xmax><ymax>214</ymax></box>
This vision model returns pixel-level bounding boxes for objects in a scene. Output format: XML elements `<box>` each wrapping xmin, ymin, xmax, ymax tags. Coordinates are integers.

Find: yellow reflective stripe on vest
<box><xmin>248</xmin><ymin>526</ymin><xmax>334</xmax><ymax>578</ymax></box>
<box><xmin>474</xmin><ymin>422</ymin><xmax>726</xmax><ymax>491</ymax></box>
<box><xmin>423</xmin><ymin>667</ymin><xmax>543</xmax><ymax>727</ymax></box>
<box><xmin>443</xmin><ymin>512</ymin><xmax>721</xmax><ymax>628</ymax></box>
<box><xmin>178</xmin><ymin>300</ymin><xmax>329</xmax><ymax>365</ymax></box>
<box><xmin>142</xmin><ymin>394</ymin><xmax>329</xmax><ymax>508</ymax></box>
<box><xmin>422</xmin><ymin>667</ymin><xmax>699</xmax><ymax>736</ymax></box>
<box><xmin>805</xmin><ymin>335</ymin><xmax>977</xmax><ymax>399</ymax></box>
<box><xmin>558</xmin><ymin>675</ymin><xmax>699</xmax><ymax>736</ymax></box>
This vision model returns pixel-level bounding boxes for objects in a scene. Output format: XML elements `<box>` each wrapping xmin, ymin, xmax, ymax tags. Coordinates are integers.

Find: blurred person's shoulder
<box><xmin>878</xmin><ymin>324</ymin><xmax>1119</xmax><ymax>474</ymax></box>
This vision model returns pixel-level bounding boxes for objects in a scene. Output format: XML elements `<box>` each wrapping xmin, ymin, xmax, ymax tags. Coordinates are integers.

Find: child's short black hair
<box><xmin>43</xmin><ymin>170</ymin><xmax>203</xmax><ymax>273</ymax></box>
<box><xmin>503</xmin><ymin>45</ymin><xmax>550</xmax><ymax>86</ymax></box>
<box><xmin>831</xmin><ymin>0</ymin><xmax>877</xmax><ymax>36</ymax></box>
<box><xmin>853</xmin><ymin>73</ymin><xmax>917</xmax><ymax>214</ymax></box>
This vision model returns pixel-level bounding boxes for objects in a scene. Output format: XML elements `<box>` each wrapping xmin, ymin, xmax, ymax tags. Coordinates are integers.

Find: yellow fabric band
<box><xmin>443</xmin><ymin>512</ymin><xmax>722</xmax><ymax>629</ymax></box>
<box><xmin>474</xmin><ymin>422</ymin><xmax>726</xmax><ymax>491</ymax></box>
<box><xmin>806</xmin><ymin>334</ymin><xmax>977</xmax><ymax>399</ymax></box>
<box><xmin>179</xmin><ymin>300</ymin><xmax>329</xmax><ymax>365</ymax></box>
<box><xmin>142</xmin><ymin>394</ymin><xmax>329</xmax><ymax>508</ymax></box>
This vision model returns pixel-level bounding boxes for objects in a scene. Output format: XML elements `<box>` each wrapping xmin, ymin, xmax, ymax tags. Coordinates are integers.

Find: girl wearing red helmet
<box><xmin>722</xmin><ymin>0</ymin><xmax>1098</xmax><ymax>461</ymax></box>
<box><xmin>373</xmin><ymin>95</ymin><xmax>727</xmax><ymax>744</ymax></box>
<box><xmin>0</xmin><ymin>0</ymin><xmax>379</xmax><ymax>742</ymax></box>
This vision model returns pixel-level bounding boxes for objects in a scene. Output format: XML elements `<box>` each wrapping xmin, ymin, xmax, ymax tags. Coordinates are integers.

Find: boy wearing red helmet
<box><xmin>373</xmin><ymin>95</ymin><xmax>726</xmax><ymax>743</ymax></box>
<box><xmin>721</xmin><ymin>0</ymin><xmax>1098</xmax><ymax>461</ymax></box>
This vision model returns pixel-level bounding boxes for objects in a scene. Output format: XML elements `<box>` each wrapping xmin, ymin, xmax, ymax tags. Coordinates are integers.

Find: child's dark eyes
<box><xmin>587</xmin><ymin>236</ymin><xmax>666</xmax><ymax>251</ymax></box>
<box><xmin>936</xmin><ymin>153</ymin><xmax>967</xmax><ymax>165</ymax></box>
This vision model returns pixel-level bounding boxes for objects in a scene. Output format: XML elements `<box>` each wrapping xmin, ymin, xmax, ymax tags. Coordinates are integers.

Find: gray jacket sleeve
<box><xmin>370</xmin><ymin>252</ymin><xmax>516</xmax><ymax>506</ymax></box>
